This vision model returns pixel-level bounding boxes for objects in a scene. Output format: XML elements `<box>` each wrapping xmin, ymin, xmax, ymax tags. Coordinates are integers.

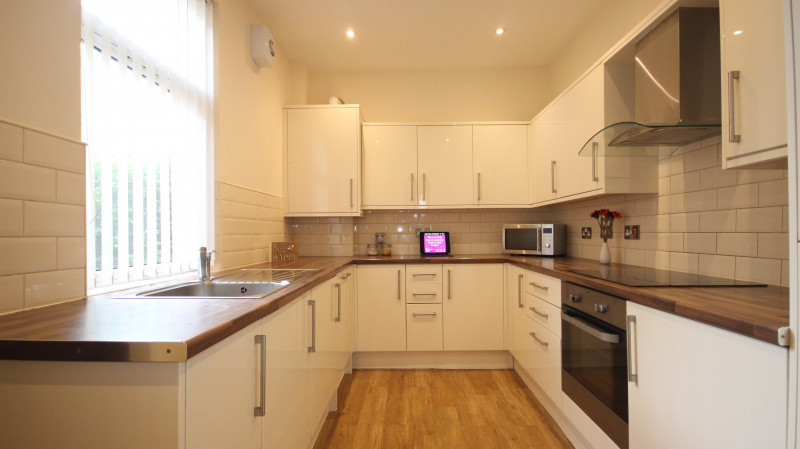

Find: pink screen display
<box><xmin>423</xmin><ymin>233</ymin><xmax>448</xmax><ymax>253</ymax></box>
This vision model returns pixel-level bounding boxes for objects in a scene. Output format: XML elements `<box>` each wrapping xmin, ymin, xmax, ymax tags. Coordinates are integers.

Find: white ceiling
<box><xmin>249</xmin><ymin>0</ymin><xmax>607</xmax><ymax>72</ymax></box>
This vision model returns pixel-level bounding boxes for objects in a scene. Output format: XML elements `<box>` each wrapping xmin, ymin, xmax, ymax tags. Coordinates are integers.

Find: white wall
<box><xmin>308</xmin><ymin>67</ymin><xmax>549</xmax><ymax>122</ymax></box>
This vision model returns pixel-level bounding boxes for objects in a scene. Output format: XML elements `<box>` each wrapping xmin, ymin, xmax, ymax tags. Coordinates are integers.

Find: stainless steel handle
<box><xmin>411</xmin><ymin>173</ymin><xmax>415</xmax><ymax>202</ymax></box>
<box><xmin>529</xmin><ymin>331</ymin><xmax>549</xmax><ymax>347</ymax></box>
<box><xmin>397</xmin><ymin>270</ymin><xmax>402</xmax><ymax>300</ymax></box>
<box><xmin>477</xmin><ymin>173</ymin><xmax>481</xmax><ymax>201</ymax></box>
<box><xmin>254</xmin><ymin>334</ymin><xmax>266</xmax><ymax>417</ymax></box>
<box><xmin>447</xmin><ymin>269</ymin><xmax>451</xmax><ymax>300</ymax></box>
<box><xmin>529</xmin><ymin>282</ymin><xmax>548</xmax><ymax>291</ymax></box>
<box><xmin>517</xmin><ymin>274</ymin><xmax>523</xmax><ymax>309</ymax></box>
<box><xmin>562</xmin><ymin>312</ymin><xmax>620</xmax><ymax>344</ymax></box>
<box><xmin>412</xmin><ymin>292</ymin><xmax>438</xmax><ymax>296</ymax></box>
<box><xmin>349</xmin><ymin>178</ymin><xmax>354</xmax><ymax>208</ymax></box>
<box><xmin>412</xmin><ymin>312</ymin><xmax>438</xmax><ymax>317</ymax></box>
<box><xmin>335</xmin><ymin>283</ymin><xmax>342</xmax><ymax>322</ymax></box>
<box><xmin>728</xmin><ymin>71</ymin><xmax>741</xmax><ymax>142</ymax></box>
<box><xmin>340</xmin><ymin>272</ymin><xmax>351</xmax><ymax>280</ymax></box>
<box><xmin>529</xmin><ymin>306</ymin><xmax>549</xmax><ymax>319</ymax></box>
<box><xmin>412</xmin><ymin>273</ymin><xmax>437</xmax><ymax>277</ymax></box>
<box><xmin>422</xmin><ymin>173</ymin><xmax>427</xmax><ymax>201</ymax></box>
<box><xmin>308</xmin><ymin>300</ymin><xmax>316</xmax><ymax>353</ymax></box>
<box><xmin>591</xmin><ymin>141</ymin><xmax>599</xmax><ymax>182</ymax></box>
<box><xmin>550</xmin><ymin>161</ymin><xmax>557</xmax><ymax>193</ymax></box>
<box><xmin>627</xmin><ymin>315</ymin><xmax>638</xmax><ymax>383</ymax></box>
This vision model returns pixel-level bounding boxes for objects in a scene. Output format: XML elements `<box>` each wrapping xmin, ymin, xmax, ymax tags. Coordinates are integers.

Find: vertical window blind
<box><xmin>81</xmin><ymin>0</ymin><xmax>212</xmax><ymax>291</ymax></box>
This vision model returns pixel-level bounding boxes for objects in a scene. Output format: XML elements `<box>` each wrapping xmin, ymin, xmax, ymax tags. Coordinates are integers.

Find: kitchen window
<box><xmin>81</xmin><ymin>0</ymin><xmax>213</xmax><ymax>292</ymax></box>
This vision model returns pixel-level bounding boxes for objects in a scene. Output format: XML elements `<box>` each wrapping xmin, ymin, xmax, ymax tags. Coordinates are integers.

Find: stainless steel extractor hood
<box><xmin>580</xmin><ymin>8</ymin><xmax>721</xmax><ymax>157</ymax></box>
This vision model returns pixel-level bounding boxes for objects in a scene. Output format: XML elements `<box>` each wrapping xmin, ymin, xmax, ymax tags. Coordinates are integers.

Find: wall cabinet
<box><xmin>285</xmin><ymin>105</ymin><xmax>361</xmax><ymax>216</ymax></box>
<box><xmin>442</xmin><ymin>264</ymin><xmax>504</xmax><ymax>350</ymax></box>
<box><xmin>627</xmin><ymin>301</ymin><xmax>787</xmax><ymax>449</ymax></box>
<box><xmin>529</xmin><ymin>64</ymin><xmax>657</xmax><ymax>205</ymax></box>
<box><xmin>720</xmin><ymin>0</ymin><xmax>788</xmax><ymax>169</ymax></box>
<box><xmin>362</xmin><ymin>123</ymin><xmax>529</xmax><ymax>209</ymax></box>
<box><xmin>356</xmin><ymin>264</ymin><xmax>407</xmax><ymax>351</ymax></box>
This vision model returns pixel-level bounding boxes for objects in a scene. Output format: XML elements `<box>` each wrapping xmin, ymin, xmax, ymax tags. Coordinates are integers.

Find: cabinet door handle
<box><xmin>551</xmin><ymin>161</ymin><xmax>557</xmax><ymax>193</ymax></box>
<box><xmin>397</xmin><ymin>270</ymin><xmax>402</xmax><ymax>300</ymax></box>
<box><xmin>727</xmin><ymin>71</ymin><xmax>741</xmax><ymax>142</ymax></box>
<box><xmin>349</xmin><ymin>178</ymin><xmax>354</xmax><ymax>208</ymax></box>
<box><xmin>335</xmin><ymin>283</ymin><xmax>342</xmax><ymax>322</ymax></box>
<box><xmin>422</xmin><ymin>173</ymin><xmax>427</xmax><ymax>202</ymax></box>
<box><xmin>529</xmin><ymin>282</ymin><xmax>548</xmax><ymax>291</ymax></box>
<box><xmin>517</xmin><ymin>274</ymin><xmax>523</xmax><ymax>309</ymax></box>
<box><xmin>477</xmin><ymin>172</ymin><xmax>482</xmax><ymax>201</ymax></box>
<box><xmin>627</xmin><ymin>315</ymin><xmax>638</xmax><ymax>383</ymax></box>
<box><xmin>412</xmin><ymin>273</ymin><xmax>437</xmax><ymax>277</ymax></box>
<box><xmin>529</xmin><ymin>331</ymin><xmax>549</xmax><ymax>347</ymax></box>
<box><xmin>254</xmin><ymin>334</ymin><xmax>266</xmax><ymax>417</ymax></box>
<box><xmin>340</xmin><ymin>272</ymin><xmax>351</xmax><ymax>280</ymax></box>
<box><xmin>591</xmin><ymin>141</ymin><xmax>599</xmax><ymax>182</ymax></box>
<box><xmin>412</xmin><ymin>292</ymin><xmax>438</xmax><ymax>296</ymax></box>
<box><xmin>410</xmin><ymin>173</ymin><xmax>415</xmax><ymax>202</ymax></box>
<box><xmin>447</xmin><ymin>269</ymin><xmax>451</xmax><ymax>300</ymax></box>
<box><xmin>308</xmin><ymin>300</ymin><xmax>316</xmax><ymax>353</ymax></box>
<box><xmin>412</xmin><ymin>312</ymin><xmax>438</xmax><ymax>317</ymax></box>
<box><xmin>529</xmin><ymin>306</ymin><xmax>549</xmax><ymax>319</ymax></box>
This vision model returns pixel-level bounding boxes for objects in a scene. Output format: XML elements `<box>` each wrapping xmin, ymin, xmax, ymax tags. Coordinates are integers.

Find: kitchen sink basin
<box><xmin>138</xmin><ymin>282</ymin><xmax>287</xmax><ymax>299</ymax></box>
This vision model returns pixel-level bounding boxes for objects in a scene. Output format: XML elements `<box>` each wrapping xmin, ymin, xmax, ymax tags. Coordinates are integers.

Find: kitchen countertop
<box><xmin>0</xmin><ymin>255</ymin><xmax>789</xmax><ymax>362</ymax></box>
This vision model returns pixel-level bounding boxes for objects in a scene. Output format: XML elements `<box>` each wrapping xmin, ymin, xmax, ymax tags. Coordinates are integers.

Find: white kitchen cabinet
<box><xmin>442</xmin><ymin>264</ymin><xmax>504</xmax><ymax>351</ymax></box>
<box><xmin>407</xmin><ymin>303</ymin><xmax>444</xmax><ymax>351</ymax></box>
<box><xmin>362</xmin><ymin>125</ymin><xmax>418</xmax><ymax>207</ymax></box>
<box><xmin>720</xmin><ymin>0</ymin><xmax>788</xmax><ymax>169</ymax></box>
<box><xmin>417</xmin><ymin>125</ymin><xmax>474</xmax><ymax>206</ymax></box>
<box><xmin>186</xmin><ymin>321</ymin><xmax>262</xmax><ymax>449</ymax></box>
<box><xmin>310</xmin><ymin>276</ymin><xmax>349</xmax><ymax>421</ymax></box>
<box><xmin>356</xmin><ymin>264</ymin><xmax>407</xmax><ymax>351</ymax></box>
<box><xmin>472</xmin><ymin>125</ymin><xmax>529</xmax><ymax>205</ymax></box>
<box><xmin>340</xmin><ymin>267</ymin><xmax>357</xmax><ymax>355</ymax></box>
<box><xmin>530</xmin><ymin>64</ymin><xmax>657</xmax><ymax>204</ymax></box>
<box><xmin>285</xmin><ymin>105</ymin><xmax>361</xmax><ymax>216</ymax></box>
<box><xmin>627</xmin><ymin>301</ymin><xmax>788</xmax><ymax>449</ymax></box>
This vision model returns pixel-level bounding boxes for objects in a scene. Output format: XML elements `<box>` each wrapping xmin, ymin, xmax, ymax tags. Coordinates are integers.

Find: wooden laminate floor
<box><xmin>313</xmin><ymin>369</ymin><xmax>574</xmax><ymax>449</ymax></box>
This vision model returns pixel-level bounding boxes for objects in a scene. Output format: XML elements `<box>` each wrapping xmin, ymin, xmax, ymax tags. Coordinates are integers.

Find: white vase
<box><xmin>599</xmin><ymin>241</ymin><xmax>611</xmax><ymax>264</ymax></box>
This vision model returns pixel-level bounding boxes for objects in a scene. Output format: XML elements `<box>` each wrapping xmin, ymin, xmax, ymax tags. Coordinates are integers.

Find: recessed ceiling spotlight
<box><xmin>346</xmin><ymin>29</ymin><xmax>355</xmax><ymax>39</ymax></box>
<box><xmin>496</xmin><ymin>28</ymin><xmax>504</xmax><ymax>36</ymax></box>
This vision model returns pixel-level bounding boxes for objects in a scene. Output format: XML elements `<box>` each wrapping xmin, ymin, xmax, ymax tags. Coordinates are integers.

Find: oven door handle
<box><xmin>561</xmin><ymin>312</ymin><xmax>620</xmax><ymax>344</ymax></box>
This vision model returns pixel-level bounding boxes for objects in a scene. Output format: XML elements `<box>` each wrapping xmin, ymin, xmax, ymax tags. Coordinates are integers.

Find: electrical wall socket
<box><xmin>414</xmin><ymin>226</ymin><xmax>432</xmax><ymax>237</ymax></box>
<box><xmin>624</xmin><ymin>225</ymin><xmax>640</xmax><ymax>240</ymax></box>
<box><xmin>581</xmin><ymin>227</ymin><xmax>592</xmax><ymax>239</ymax></box>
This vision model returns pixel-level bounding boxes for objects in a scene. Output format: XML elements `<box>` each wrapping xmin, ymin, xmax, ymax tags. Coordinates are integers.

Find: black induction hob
<box><xmin>568</xmin><ymin>266</ymin><xmax>767</xmax><ymax>287</ymax></box>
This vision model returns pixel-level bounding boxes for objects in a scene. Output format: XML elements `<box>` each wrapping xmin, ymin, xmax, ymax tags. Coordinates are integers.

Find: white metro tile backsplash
<box><xmin>0</xmin><ymin>120</ymin><xmax>87</xmax><ymax>315</ymax></box>
<box><xmin>287</xmin><ymin>136</ymin><xmax>789</xmax><ymax>287</ymax></box>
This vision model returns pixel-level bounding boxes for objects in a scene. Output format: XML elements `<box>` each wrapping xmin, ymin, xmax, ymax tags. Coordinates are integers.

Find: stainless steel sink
<box><xmin>138</xmin><ymin>282</ymin><xmax>287</xmax><ymax>298</ymax></box>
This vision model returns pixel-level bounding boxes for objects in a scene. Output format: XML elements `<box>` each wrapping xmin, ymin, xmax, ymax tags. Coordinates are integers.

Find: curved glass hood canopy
<box><xmin>578</xmin><ymin>121</ymin><xmax>721</xmax><ymax>157</ymax></box>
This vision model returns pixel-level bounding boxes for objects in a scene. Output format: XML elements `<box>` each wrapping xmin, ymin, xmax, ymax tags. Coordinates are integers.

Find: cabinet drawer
<box><xmin>406</xmin><ymin>283</ymin><xmax>443</xmax><ymax>303</ymax></box>
<box><xmin>525</xmin><ymin>320</ymin><xmax>562</xmax><ymax>409</ymax></box>
<box><xmin>525</xmin><ymin>271</ymin><xmax>561</xmax><ymax>306</ymax></box>
<box><xmin>407</xmin><ymin>304</ymin><xmax>443</xmax><ymax>351</ymax></box>
<box><xmin>406</xmin><ymin>265</ymin><xmax>443</xmax><ymax>284</ymax></box>
<box><xmin>525</xmin><ymin>293</ymin><xmax>561</xmax><ymax>338</ymax></box>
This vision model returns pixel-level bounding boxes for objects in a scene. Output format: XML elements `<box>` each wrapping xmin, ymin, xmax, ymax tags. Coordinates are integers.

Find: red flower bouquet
<box><xmin>590</xmin><ymin>209</ymin><xmax>621</xmax><ymax>243</ymax></box>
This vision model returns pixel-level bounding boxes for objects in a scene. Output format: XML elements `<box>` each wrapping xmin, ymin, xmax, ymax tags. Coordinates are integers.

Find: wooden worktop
<box><xmin>0</xmin><ymin>255</ymin><xmax>789</xmax><ymax>362</ymax></box>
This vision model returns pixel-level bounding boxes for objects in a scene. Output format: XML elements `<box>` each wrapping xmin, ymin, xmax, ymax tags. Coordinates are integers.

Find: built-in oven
<box><xmin>561</xmin><ymin>282</ymin><xmax>629</xmax><ymax>449</ymax></box>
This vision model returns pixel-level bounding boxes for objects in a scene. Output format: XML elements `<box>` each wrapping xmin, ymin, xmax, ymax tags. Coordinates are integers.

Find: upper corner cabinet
<box><xmin>720</xmin><ymin>0</ymin><xmax>788</xmax><ymax>169</ymax></box>
<box><xmin>285</xmin><ymin>105</ymin><xmax>362</xmax><ymax>216</ymax></box>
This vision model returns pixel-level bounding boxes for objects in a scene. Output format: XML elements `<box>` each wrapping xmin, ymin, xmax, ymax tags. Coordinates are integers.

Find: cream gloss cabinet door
<box><xmin>506</xmin><ymin>264</ymin><xmax>527</xmax><ymax>354</ymax></box>
<box><xmin>285</xmin><ymin>105</ymin><xmax>361</xmax><ymax>216</ymax></box>
<box><xmin>186</xmin><ymin>320</ymin><xmax>263</xmax><ymax>449</ymax></box>
<box><xmin>262</xmin><ymin>294</ymin><xmax>314</xmax><ymax>449</ymax></box>
<box><xmin>473</xmin><ymin>124</ymin><xmax>529</xmax><ymax>206</ymax></box>
<box><xmin>362</xmin><ymin>125</ymin><xmax>418</xmax><ymax>207</ymax></box>
<box><xmin>417</xmin><ymin>125</ymin><xmax>474</xmax><ymax>206</ymax></box>
<box><xmin>528</xmin><ymin>121</ymin><xmax>558</xmax><ymax>204</ymax></box>
<box><xmin>720</xmin><ymin>0</ymin><xmax>788</xmax><ymax>169</ymax></box>
<box><xmin>442</xmin><ymin>264</ymin><xmax>504</xmax><ymax>351</ymax></box>
<box><xmin>627</xmin><ymin>301</ymin><xmax>787</xmax><ymax>449</ymax></box>
<box><xmin>356</xmin><ymin>264</ymin><xmax>407</xmax><ymax>351</ymax></box>
<box><xmin>310</xmin><ymin>277</ymin><xmax>348</xmax><ymax>421</ymax></box>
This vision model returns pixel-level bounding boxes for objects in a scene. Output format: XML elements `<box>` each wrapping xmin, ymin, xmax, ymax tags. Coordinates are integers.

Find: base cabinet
<box><xmin>627</xmin><ymin>302</ymin><xmax>787</xmax><ymax>449</ymax></box>
<box><xmin>356</xmin><ymin>264</ymin><xmax>407</xmax><ymax>351</ymax></box>
<box><xmin>443</xmin><ymin>264</ymin><xmax>504</xmax><ymax>350</ymax></box>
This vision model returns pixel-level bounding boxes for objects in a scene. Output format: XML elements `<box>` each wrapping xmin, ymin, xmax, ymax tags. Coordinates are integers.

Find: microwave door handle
<box><xmin>537</xmin><ymin>227</ymin><xmax>543</xmax><ymax>253</ymax></box>
<box><xmin>561</xmin><ymin>312</ymin><xmax>620</xmax><ymax>344</ymax></box>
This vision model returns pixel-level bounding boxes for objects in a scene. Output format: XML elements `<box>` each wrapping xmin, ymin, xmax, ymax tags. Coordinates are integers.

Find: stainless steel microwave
<box><xmin>502</xmin><ymin>224</ymin><xmax>567</xmax><ymax>256</ymax></box>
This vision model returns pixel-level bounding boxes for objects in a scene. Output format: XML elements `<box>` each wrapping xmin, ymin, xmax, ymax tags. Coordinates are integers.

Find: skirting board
<box><xmin>352</xmin><ymin>350</ymin><xmax>513</xmax><ymax>369</ymax></box>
